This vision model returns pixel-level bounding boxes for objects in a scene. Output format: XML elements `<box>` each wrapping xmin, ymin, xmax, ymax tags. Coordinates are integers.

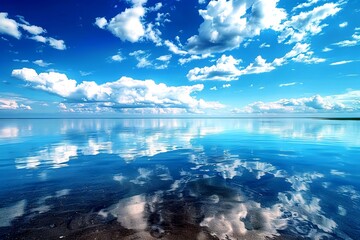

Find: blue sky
<box><xmin>0</xmin><ymin>0</ymin><xmax>359</xmax><ymax>116</ymax></box>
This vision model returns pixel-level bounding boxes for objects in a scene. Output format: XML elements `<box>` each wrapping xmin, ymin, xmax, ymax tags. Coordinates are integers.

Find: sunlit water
<box><xmin>0</xmin><ymin>118</ymin><xmax>359</xmax><ymax>240</ymax></box>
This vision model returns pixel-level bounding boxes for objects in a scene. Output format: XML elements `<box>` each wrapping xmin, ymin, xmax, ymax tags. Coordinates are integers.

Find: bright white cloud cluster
<box><xmin>95</xmin><ymin>0</ymin><xmax>165</xmax><ymax>45</ymax></box>
<box><xmin>0</xmin><ymin>12</ymin><xmax>21</xmax><ymax>39</ymax></box>
<box><xmin>11</xmin><ymin>68</ymin><xmax>224</xmax><ymax>113</ymax></box>
<box><xmin>187</xmin><ymin>43</ymin><xmax>324</xmax><ymax>81</ymax></box>
<box><xmin>95</xmin><ymin>1</ymin><xmax>146</xmax><ymax>42</ymax></box>
<box><xmin>236</xmin><ymin>91</ymin><xmax>360</xmax><ymax>114</ymax></box>
<box><xmin>187</xmin><ymin>55</ymin><xmax>242</xmax><ymax>81</ymax></box>
<box><xmin>185</xmin><ymin>0</ymin><xmax>287</xmax><ymax>54</ymax></box>
<box><xmin>0</xmin><ymin>12</ymin><xmax>66</xmax><ymax>50</ymax></box>
<box><xmin>0</xmin><ymin>98</ymin><xmax>31</xmax><ymax>110</ymax></box>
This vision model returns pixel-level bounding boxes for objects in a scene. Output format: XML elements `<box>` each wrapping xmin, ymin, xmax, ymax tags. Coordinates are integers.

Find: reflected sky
<box><xmin>0</xmin><ymin>118</ymin><xmax>359</xmax><ymax>239</ymax></box>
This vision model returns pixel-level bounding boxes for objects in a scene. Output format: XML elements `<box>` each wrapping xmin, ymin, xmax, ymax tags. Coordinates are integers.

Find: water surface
<box><xmin>0</xmin><ymin>118</ymin><xmax>359</xmax><ymax>239</ymax></box>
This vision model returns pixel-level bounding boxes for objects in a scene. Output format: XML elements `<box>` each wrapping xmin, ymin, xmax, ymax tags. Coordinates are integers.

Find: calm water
<box><xmin>0</xmin><ymin>118</ymin><xmax>359</xmax><ymax>240</ymax></box>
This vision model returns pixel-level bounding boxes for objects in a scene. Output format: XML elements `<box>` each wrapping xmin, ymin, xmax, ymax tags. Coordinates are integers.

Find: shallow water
<box><xmin>0</xmin><ymin>118</ymin><xmax>359</xmax><ymax>239</ymax></box>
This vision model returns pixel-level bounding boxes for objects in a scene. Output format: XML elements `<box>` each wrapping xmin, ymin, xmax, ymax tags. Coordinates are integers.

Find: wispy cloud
<box><xmin>330</xmin><ymin>60</ymin><xmax>354</xmax><ymax>65</ymax></box>
<box><xmin>279</xmin><ymin>82</ymin><xmax>302</xmax><ymax>87</ymax></box>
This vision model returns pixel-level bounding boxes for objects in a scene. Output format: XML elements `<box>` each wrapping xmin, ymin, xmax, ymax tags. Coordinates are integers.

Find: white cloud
<box><xmin>0</xmin><ymin>98</ymin><xmax>31</xmax><ymax>110</ymax></box>
<box><xmin>222</xmin><ymin>84</ymin><xmax>231</xmax><ymax>88</ymax></box>
<box><xmin>187</xmin><ymin>55</ymin><xmax>242</xmax><ymax>81</ymax></box>
<box><xmin>322</xmin><ymin>47</ymin><xmax>332</xmax><ymax>52</ymax></box>
<box><xmin>144</xmin><ymin>23</ymin><xmax>162</xmax><ymax>46</ymax></box>
<box><xmin>339</xmin><ymin>22</ymin><xmax>348</xmax><ymax>28</ymax></box>
<box><xmin>242</xmin><ymin>56</ymin><xmax>275</xmax><ymax>74</ymax></box>
<box><xmin>33</xmin><ymin>59</ymin><xmax>52</xmax><ymax>67</ymax></box>
<box><xmin>95</xmin><ymin>1</ymin><xmax>148</xmax><ymax>43</ymax></box>
<box><xmin>164</xmin><ymin>40</ymin><xmax>187</xmax><ymax>55</ymax></box>
<box><xmin>330</xmin><ymin>60</ymin><xmax>354</xmax><ymax>65</ymax></box>
<box><xmin>30</xmin><ymin>35</ymin><xmax>47</xmax><ymax>43</ymax></box>
<box><xmin>0</xmin><ymin>12</ymin><xmax>66</xmax><ymax>50</ymax></box>
<box><xmin>155</xmin><ymin>12</ymin><xmax>170</xmax><ymax>26</ymax></box>
<box><xmin>111</xmin><ymin>53</ymin><xmax>125</xmax><ymax>62</ymax></box>
<box><xmin>179</xmin><ymin>53</ymin><xmax>213</xmax><ymax>65</ymax></box>
<box><xmin>278</xmin><ymin>3</ymin><xmax>341</xmax><ymax>44</ymax></box>
<box><xmin>292</xmin><ymin>0</ymin><xmax>319</xmax><ymax>11</ymax></box>
<box><xmin>79</xmin><ymin>71</ymin><xmax>93</xmax><ymax>76</ymax></box>
<box><xmin>333</xmin><ymin>32</ymin><xmax>360</xmax><ymax>47</ymax></box>
<box><xmin>48</xmin><ymin>37</ymin><xmax>66</xmax><ymax>50</ymax></box>
<box><xmin>259</xmin><ymin>43</ymin><xmax>270</xmax><ymax>48</ymax></box>
<box><xmin>274</xmin><ymin>42</ymin><xmax>325</xmax><ymax>65</ymax></box>
<box><xmin>156</xmin><ymin>54</ymin><xmax>172</xmax><ymax>62</ymax></box>
<box><xmin>12</xmin><ymin>68</ymin><xmax>77</xmax><ymax>97</ymax></box>
<box><xmin>279</xmin><ymin>82</ymin><xmax>301</xmax><ymax>87</ymax></box>
<box><xmin>210</xmin><ymin>86</ymin><xmax>217</xmax><ymax>91</ymax></box>
<box><xmin>187</xmin><ymin>43</ymin><xmax>324</xmax><ymax>81</ymax></box>
<box><xmin>20</xmin><ymin>24</ymin><xmax>45</xmax><ymax>35</ymax></box>
<box><xmin>186</xmin><ymin>0</ymin><xmax>286</xmax><ymax>54</ymax></box>
<box><xmin>238</xmin><ymin>91</ymin><xmax>360</xmax><ymax>113</ymax></box>
<box><xmin>94</xmin><ymin>17</ymin><xmax>107</xmax><ymax>29</ymax></box>
<box><xmin>148</xmin><ymin>2</ymin><xmax>162</xmax><ymax>11</ymax></box>
<box><xmin>58</xmin><ymin>102</ymin><xmax>67</xmax><ymax>110</ymax></box>
<box><xmin>130</xmin><ymin>51</ymin><xmax>172</xmax><ymax>69</ymax></box>
<box><xmin>12</xmin><ymin>68</ymin><xmax>224</xmax><ymax>113</ymax></box>
<box><xmin>129</xmin><ymin>50</ymin><xmax>152</xmax><ymax>68</ymax></box>
<box><xmin>0</xmin><ymin>12</ymin><xmax>21</xmax><ymax>39</ymax></box>
<box><xmin>13</xmin><ymin>59</ymin><xmax>29</xmax><ymax>63</ymax></box>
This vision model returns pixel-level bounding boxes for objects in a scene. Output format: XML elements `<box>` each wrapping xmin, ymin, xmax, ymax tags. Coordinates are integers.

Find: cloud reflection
<box><xmin>0</xmin><ymin>200</ymin><xmax>26</xmax><ymax>227</ymax></box>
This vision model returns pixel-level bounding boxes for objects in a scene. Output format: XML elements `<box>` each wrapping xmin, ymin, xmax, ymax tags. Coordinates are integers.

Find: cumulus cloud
<box><xmin>278</xmin><ymin>2</ymin><xmax>341</xmax><ymax>44</ymax></box>
<box><xmin>0</xmin><ymin>12</ymin><xmax>66</xmax><ymax>50</ymax></box>
<box><xmin>95</xmin><ymin>0</ymin><xmax>165</xmax><ymax>45</ymax></box>
<box><xmin>187</xmin><ymin>43</ymin><xmax>324</xmax><ymax>81</ymax></box>
<box><xmin>187</xmin><ymin>55</ymin><xmax>242</xmax><ymax>81</ymax></box>
<box><xmin>236</xmin><ymin>91</ymin><xmax>360</xmax><ymax>114</ymax></box>
<box><xmin>0</xmin><ymin>12</ymin><xmax>21</xmax><ymax>39</ymax></box>
<box><xmin>339</xmin><ymin>22</ymin><xmax>348</xmax><ymax>28</ymax></box>
<box><xmin>0</xmin><ymin>98</ymin><xmax>31</xmax><ymax>110</ymax></box>
<box><xmin>20</xmin><ymin>23</ymin><xmax>45</xmax><ymax>35</ymax></box>
<box><xmin>11</xmin><ymin>68</ymin><xmax>224</xmax><ymax>113</ymax></box>
<box><xmin>185</xmin><ymin>0</ymin><xmax>286</xmax><ymax>54</ymax></box>
<box><xmin>47</xmin><ymin>37</ymin><xmax>66</xmax><ymax>50</ymax></box>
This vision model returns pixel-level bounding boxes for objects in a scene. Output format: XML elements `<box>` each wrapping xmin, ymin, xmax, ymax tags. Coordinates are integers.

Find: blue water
<box><xmin>0</xmin><ymin>118</ymin><xmax>359</xmax><ymax>239</ymax></box>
